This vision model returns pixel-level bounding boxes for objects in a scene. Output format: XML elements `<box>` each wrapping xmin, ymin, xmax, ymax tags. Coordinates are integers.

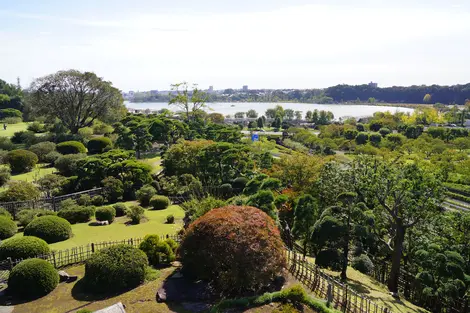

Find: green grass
<box><xmin>10</xmin><ymin>164</ymin><xmax>56</xmax><ymax>183</ymax></box>
<box><xmin>142</xmin><ymin>155</ymin><xmax>162</xmax><ymax>173</ymax></box>
<box><xmin>29</xmin><ymin>202</ymin><xmax>184</xmax><ymax>251</ymax></box>
<box><xmin>0</xmin><ymin>122</ymin><xmax>29</xmax><ymax>137</ymax></box>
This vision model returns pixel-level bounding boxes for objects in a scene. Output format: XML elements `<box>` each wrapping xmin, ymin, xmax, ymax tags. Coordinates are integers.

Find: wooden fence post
<box><xmin>91</xmin><ymin>243</ymin><xmax>95</xmax><ymax>253</ymax></box>
<box><xmin>52</xmin><ymin>251</ymin><xmax>57</xmax><ymax>268</ymax></box>
<box><xmin>52</xmin><ymin>196</ymin><xmax>56</xmax><ymax>212</ymax></box>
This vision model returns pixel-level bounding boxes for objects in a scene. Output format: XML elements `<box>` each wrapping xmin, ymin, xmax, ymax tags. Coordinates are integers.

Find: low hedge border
<box><xmin>210</xmin><ymin>285</ymin><xmax>341</xmax><ymax>313</ymax></box>
<box><xmin>445</xmin><ymin>191</ymin><xmax>470</xmax><ymax>204</ymax></box>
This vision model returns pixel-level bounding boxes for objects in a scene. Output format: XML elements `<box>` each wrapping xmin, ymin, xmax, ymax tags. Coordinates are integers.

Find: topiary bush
<box><xmin>126</xmin><ymin>205</ymin><xmax>145</xmax><ymax>224</ymax></box>
<box><xmin>149</xmin><ymin>195</ymin><xmax>170</xmax><ymax>210</ymax></box>
<box><xmin>139</xmin><ymin>235</ymin><xmax>175</xmax><ymax>266</ymax></box>
<box><xmin>87</xmin><ymin>137</ymin><xmax>113</xmax><ymax>154</ymax></box>
<box><xmin>24</xmin><ymin>215</ymin><xmax>72</xmax><ymax>243</ymax></box>
<box><xmin>180</xmin><ymin>205</ymin><xmax>285</xmax><ymax>294</ymax></box>
<box><xmin>16</xmin><ymin>209</ymin><xmax>57</xmax><ymax>227</ymax></box>
<box><xmin>136</xmin><ymin>185</ymin><xmax>157</xmax><ymax>207</ymax></box>
<box><xmin>8</xmin><ymin>258</ymin><xmax>59</xmax><ymax>298</ymax></box>
<box><xmin>91</xmin><ymin>195</ymin><xmax>104</xmax><ymax>206</ymax></box>
<box><xmin>315</xmin><ymin>249</ymin><xmax>342</xmax><ymax>271</ymax></box>
<box><xmin>112</xmin><ymin>203</ymin><xmax>127</xmax><ymax>217</ymax></box>
<box><xmin>28</xmin><ymin>142</ymin><xmax>56</xmax><ymax>162</ymax></box>
<box><xmin>54</xmin><ymin>153</ymin><xmax>85</xmax><ymax>176</ymax></box>
<box><xmin>101</xmin><ymin>176</ymin><xmax>124</xmax><ymax>203</ymax></box>
<box><xmin>43</xmin><ymin>151</ymin><xmax>62</xmax><ymax>165</ymax></box>
<box><xmin>0</xmin><ymin>216</ymin><xmax>17</xmax><ymax>239</ymax></box>
<box><xmin>0</xmin><ymin>236</ymin><xmax>50</xmax><ymax>261</ymax></box>
<box><xmin>27</xmin><ymin>122</ymin><xmax>45</xmax><ymax>133</ymax></box>
<box><xmin>57</xmin><ymin>206</ymin><xmax>95</xmax><ymax>224</ymax></box>
<box><xmin>351</xmin><ymin>254</ymin><xmax>375</xmax><ymax>274</ymax></box>
<box><xmin>76</xmin><ymin>194</ymin><xmax>91</xmax><ymax>206</ymax></box>
<box><xmin>56</xmin><ymin>141</ymin><xmax>87</xmax><ymax>155</ymax></box>
<box><xmin>166</xmin><ymin>214</ymin><xmax>175</xmax><ymax>224</ymax></box>
<box><xmin>84</xmin><ymin>244</ymin><xmax>148</xmax><ymax>293</ymax></box>
<box><xmin>0</xmin><ymin>207</ymin><xmax>12</xmax><ymax>220</ymax></box>
<box><xmin>95</xmin><ymin>206</ymin><xmax>116</xmax><ymax>223</ymax></box>
<box><xmin>6</xmin><ymin>149</ymin><xmax>38</xmax><ymax>173</ymax></box>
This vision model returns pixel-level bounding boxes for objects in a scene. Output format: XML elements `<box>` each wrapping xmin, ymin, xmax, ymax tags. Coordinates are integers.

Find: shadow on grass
<box><xmin>0</xmin><ymin>289</ymin><xmax>53</xmax><ymax>306</ymax></box>
<box><xmin>71</xmin><ymin>278</ymin><xmax>133</xmax><ymax>302</ymax></box>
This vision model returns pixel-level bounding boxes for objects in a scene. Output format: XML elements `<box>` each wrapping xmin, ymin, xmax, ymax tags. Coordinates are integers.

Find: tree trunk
<box><xmin>388</xmin><ymin>222</ymin><xmax>405</xmax><ymax>294</ymax></box>
<box><xmin>341</xmin><ymin>214</ymin><xmax>351</xmax><ymax>280</ymax></box>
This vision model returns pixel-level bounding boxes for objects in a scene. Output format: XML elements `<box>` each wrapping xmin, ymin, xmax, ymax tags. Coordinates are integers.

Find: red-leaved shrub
<box><xmin>180</xmin><ymin>205</ymin><xmax>285</xmax><ymax>294</ymax></box>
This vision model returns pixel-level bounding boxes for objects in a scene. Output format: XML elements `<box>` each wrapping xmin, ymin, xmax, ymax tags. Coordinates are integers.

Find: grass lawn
<box><xmin>10</xmin><ymin>164</ymin><xmax>56</xmax><ymax>183</ymax></box>
<box><xmin>7</xmin><ymin>264</ymin><xmax>178</xmax><ymax>313</ymax></box>
<box><xmin>25</xmin><ymin>203</ymin><xmax>185</xmax><ymax>251</ymax></box>
<box><xmin>0</xmin><ymin>122</ymin><xmax>29</xmax><ymax>137</ymax></box>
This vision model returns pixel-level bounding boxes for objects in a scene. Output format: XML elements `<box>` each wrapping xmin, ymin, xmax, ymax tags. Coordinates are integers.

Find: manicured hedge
<box><xmin>0</xmin><ymin>207</ymin><xmax>12</xmax><ymax>220</ymax></box>
<box><xmin>56</xmin><ymin>141</ymin><xmax>87</xmax><ymax>155</ymax></box>
<box><xmin>8</xmin><ymin>258</ymin><xmax>59</xmax><ymax>298</ymax></box>
<box><xmin>112</xmin><ymin>203</ymin><xmax>127</xmax><ymax>217</ymax></box>
<box><xmin>95</xmin><ymin>206</ymin><xmax>116</xmax><ymax>223</ymax></box>
<box><xmin>0</xmin><ymin>236</ymin><xmax>50</xmax><ymax>261</ymax></box>
<box><xmin>149</xmin><ymin>195</ymin><xmax>170</xmax><ymax>210</ymax></box>
<box><xmin>29</xmin><ymin>142</ymin><xmax>56</xmax><ymax>162</ymax></box>
<box><xmin>139</xmin><ymin>234</ymin><xmax>175</xmax><ymax>266</ymax></box>
<box><xmin>6</xmin><ymin>149</ymin><xmax>38</xmax><ymax>173</ymax></box>
<box><xmin>446</xmin><ymin>191</ymin><xmax>470</xmax><ymax>204</ymax></box>
<box><xmin>87</xmin><ymin>137</ymin><xmax>113</xmax><ymax>154</ymax></box>
<box><xmin>57</xmin><ymin>206</ymin><xmax>95</xmax><ymax>224</ymax></box>
<box><xmin>351</xmin><ymin>254</ymin><xmax>375</xmax><ymax>274</ymax></box>
<box><xmin>24</xmin><ymin>215</ymin><xmax>72</xmax><ymax>243</ymax></box>
<box><xmin>0</xmin><ymin>216</ymin><xmax>17</xmax><ymax>240</ymax></box>
<box><xmin>84</xmin><ymin>244</ymin><xmax>148</xmax><ymax>293</ymax></box>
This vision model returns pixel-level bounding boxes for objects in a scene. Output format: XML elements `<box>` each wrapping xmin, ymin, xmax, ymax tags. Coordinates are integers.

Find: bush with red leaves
<box><xmin>180</xmin><ymin>205</ymin><xmax>286</xmax><ymax>295</ymax></box>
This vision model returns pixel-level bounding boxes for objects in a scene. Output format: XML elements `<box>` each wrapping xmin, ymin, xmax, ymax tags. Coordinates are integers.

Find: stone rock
<box><xmin>94</xmin><ymin>302</ymin><xmax>126</xmax><ymax>313</ymax></box>
<box><xmin>58</xmin><ymin>270</ymin><xmax>78</xmax><ymax>283</ymax></box>
<box><xmin>97</xmin><ymin>221</ymin><xmax>109</xmax><ymax>226</ymax></box>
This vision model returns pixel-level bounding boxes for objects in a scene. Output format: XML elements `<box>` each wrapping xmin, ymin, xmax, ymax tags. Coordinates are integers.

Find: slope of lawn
<box><xmin>9</xmin><ymin>164</ymin><xmax>55</xmax><ymax>183</ymax></box>
<box><xmin>142</xmin><ymin>155</ymin><xmax>162</xmax><ymax>174</ymax></box>
<box><xmin>320</xmin><ymin>265</ymin><xmax>427</xmax><ymax>313</ymax></box>
<box><xmin>0</xmin><ymin>122</ymin><xmax>29</xmax><ymax>137</ymax></box>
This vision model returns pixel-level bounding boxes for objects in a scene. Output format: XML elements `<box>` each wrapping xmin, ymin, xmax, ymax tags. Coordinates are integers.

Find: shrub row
<box><xmin>444</xmin><ymin>183</ymin><xmax>470</xmax><ymax>197</ymax></box>
<box><xmin>445</xmin><ymin>191</ymin><xmax>470</xmax><ymax>204</ymax></box>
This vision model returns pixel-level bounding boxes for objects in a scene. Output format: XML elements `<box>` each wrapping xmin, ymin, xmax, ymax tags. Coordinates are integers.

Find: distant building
<box><xmin>128</xmin><ymin>91</ymin><xmax>135</xmax><ymax>97</ymax></box>
<box><xmin>242</xmin><ymin>85</ymin><xmax>249</xmax><ymax>91</ymax></box>
<box><xmin>208</xmin><ymin>86</ymin><xmax>214</xmax><ymax>93</ymax></box>
<box><xmin>150</xmin><ymin>90</ymin><xmax>158</xmax><ymax>96</ymax></box>
<box><xmin>368</xmin><ymin>82</ymin><xmax>378</xmax><ymax>88</ymax></box>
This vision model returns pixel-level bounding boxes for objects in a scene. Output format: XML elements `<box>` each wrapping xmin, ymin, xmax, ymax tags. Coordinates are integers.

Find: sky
<box><xmin>1</xmin><ymin>0</ymin><xmax>470</xmax><ymax>91</ymax></box>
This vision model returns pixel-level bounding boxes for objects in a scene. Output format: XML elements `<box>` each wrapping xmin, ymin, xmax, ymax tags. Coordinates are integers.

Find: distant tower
<box><xmin>368</xmin><ymin>82</ymin><xmax>378</xmax><ymax>88</ymax></box>
<box><xmin>242</xmin><ymin>85</ymin><xmax>249</xmax><ymax>91</ymax></box>
<box><xmin>208</xmin><ymin>86</ymin><xmax>214</xmax><ymax>93</ymax></box>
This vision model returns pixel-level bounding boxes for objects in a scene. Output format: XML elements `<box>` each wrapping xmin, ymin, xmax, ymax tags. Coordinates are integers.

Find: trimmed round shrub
<box><xmin>232</xmin><ymin>177</ymin><xmax>249</xmax><ymax>190</ymax></box>
<box><xmin>180</xmin><ymin>205</ymin><xmax>286</xmax><ymax>294</ymax></box>
<box><xmin>149</xmin><ymin>195</ymin><xmax>170</xmax><ymax>210</ymax></box>
<box><xmin>0</xmin><ymin>236</ymin><xmax>50</xmax><ymax>261</ymax></box>
<box><xmin>126</xmin><ymin>205</ymin><xmax>145</xmax><ymax>224</ymax></box>
<box><xmin>379</xmin><ymin>127</ymin><xmax>391</xmax><ymax>137</ymax></box>
<box><xmin>54</xmin><ymin>153</ymin><xmax>86</xmax><ymax>176</ymax></box>
<box><xmin>8</xmin><ymin>258</ymin><xmax>59</xmax><ymax>298</ymax></box>
<box><xmin>84</xmin><ymin>244</ymin><xmax>148</xmax><ymax>293</ymax></box>
<box><xmin>16</xmin><ymin>209</ymin><xmax>57</xmax><ymax>227</ymax></box>
<box><xmin>91</xmin><ymin>195</ymin><xmax>104</xmax><ymax>206</ymax></box>
<box><xmin>0</xmin><ymin>216</ymin><xmax>17</xmax><ymax>239</ymax></box>
<box><xmin>355</xmin><ymin>132</ymin><xmax>369</xmax><ymax>145</ymax></box>
<box><xmin>0</xmin><ymin>207</ymin><xmax>12</xmax><ymax>220</ymax></box>
<box><xmin>0</xmin><ymin>137</ymin><xmax>14</xmax><ymax>151</ymax></box>
<box><xmin>24</xmin><ymin>216</ymin><xmax>72</xmax><ymax>243</ymax></box>
<box><xmin>76</xmin><ymin>194</ymin><xmax>91</xmax><ymax>206</ymax></box>
<box><xmin>139</xmin><ymin>235</ymin><xmax>175</xmax><ymax>266</ymax></box>
<box><xmin>352</xmin><ymin>254</ymin><xmax>375</xmax><ymax>274</ymax></box>
<box><xmin>112</xmin><ymin>203</ymin><xmax>127</xmax><ymax>217</ymax></box>
<box><xmin>166</xmin><ymin>214</ymin><xmax>175</xmax><ymax>224</ymax></box>
<box><xmin>136</xmin><ymin>185</ymin><xmax>156</xmax><ymax>207</ymax></box>
<box><xmin>101</xmin><ymin>176</ymin><xmax>124</xmax><ymax>203</ymax></box>
<box><xmin>57</xmin><ymin>206</ymin><xmax>95</xmax><ymax>224</ymax></box>
<box><xmin>56</xmin><ymin>141</ymin><xmax>86</xmax><ymax>155</ymax></box>
<box><xmin>95</xmin><ymin>206</ymin><xmax>116</xmax><ymax>223</ymax></box>
<box><xmin>29</xmin><ymin>142</ymin><xmax>56</xmax><ymax>162</ymax></box>
<box><xmin>43</xmin><ymin>151</ymin><xmax>62</xmax><ymax>164</ymax></box>
<box><xmin>6</xmin><ymin>149</ymin><xmax>38</xmax><ymax>173</ymax></box>
<box><xmin>87</xmin><ymin>137</ymin><xmax>113</xmax><ymax>154</ymax></box>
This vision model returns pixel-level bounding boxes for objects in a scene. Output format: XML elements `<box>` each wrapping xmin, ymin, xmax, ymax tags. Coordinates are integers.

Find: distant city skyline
<box><xmin>1</xmin><ymin>0</ymin><xmax>470</xmax><ymax>91</ymax></box>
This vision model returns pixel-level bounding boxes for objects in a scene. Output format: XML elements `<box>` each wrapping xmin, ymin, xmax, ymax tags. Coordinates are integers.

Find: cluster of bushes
<box><xmin>139</xmin><ymin>234</ymin><xmax>177</xmax><ymax>266</ymax></box>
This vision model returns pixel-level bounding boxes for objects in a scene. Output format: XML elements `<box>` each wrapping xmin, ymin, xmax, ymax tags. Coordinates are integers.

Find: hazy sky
<box><xmin>1</xmin><ymin>0</ymin><xmax>469</xmax><ymax>91</ymax></box>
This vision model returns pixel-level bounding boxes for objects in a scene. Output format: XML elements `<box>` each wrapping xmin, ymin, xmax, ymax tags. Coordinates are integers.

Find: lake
<box><xmin>125</xmin><ymin>101</ymin><xmax>414</xmax><ymax>119</ymax></box>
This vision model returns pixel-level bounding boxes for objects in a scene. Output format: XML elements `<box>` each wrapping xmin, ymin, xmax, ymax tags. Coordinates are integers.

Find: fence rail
<box><xmin>0</xmin><ymin>234</ymin><xmax>180</xmax><ymax>285</ymax></box>
<box><xmin>286</xmin><ymin>250</ymin><xmax>391</xmax><ymax>313</ymax></box>
<box><xmin>0</xmin><ymin>188</ymin><xmax>103</xmax><ymax>218</ymax></box>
